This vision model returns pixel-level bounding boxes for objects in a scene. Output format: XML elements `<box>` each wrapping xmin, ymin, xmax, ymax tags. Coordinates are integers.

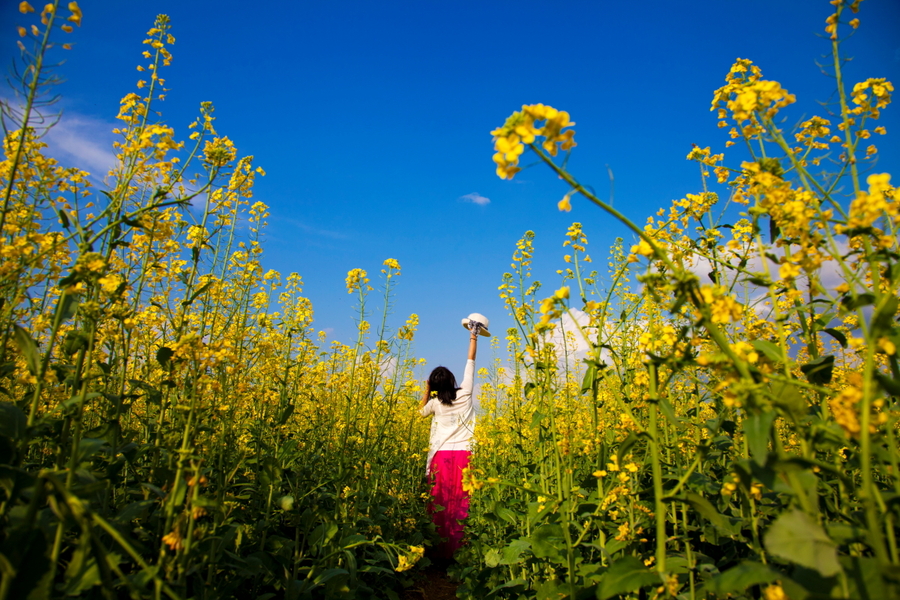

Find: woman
<box><xmin>420</xmin><ymin>316</ymin><xmax>487</xmax><ymax>559</ymax></box>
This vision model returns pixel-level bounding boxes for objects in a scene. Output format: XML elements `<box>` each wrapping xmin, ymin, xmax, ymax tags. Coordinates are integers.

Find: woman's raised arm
<box><xmin>421</xmin><ymin>380</ymin><xmax>431</xmax><ymax>408</ymax></box>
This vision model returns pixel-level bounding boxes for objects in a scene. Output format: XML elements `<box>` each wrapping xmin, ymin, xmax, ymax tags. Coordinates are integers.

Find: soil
<box><xmin>401</xmin><ymin>566</ymin><xmax>459</xmax><ymax>600</ymax></box>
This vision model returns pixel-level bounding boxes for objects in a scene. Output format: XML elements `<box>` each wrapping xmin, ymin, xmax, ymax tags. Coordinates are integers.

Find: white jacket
<box><xmin>420</xmin><ymin>359</ymin><xmax>476</xmax><ymax>473</ymax></box>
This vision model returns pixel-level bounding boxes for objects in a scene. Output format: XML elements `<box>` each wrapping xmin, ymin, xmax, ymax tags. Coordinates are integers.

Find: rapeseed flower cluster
<box><xmin>491</xmin><ymin>104</ymin><xmax>575</xmax><ymax>180</ymax></box>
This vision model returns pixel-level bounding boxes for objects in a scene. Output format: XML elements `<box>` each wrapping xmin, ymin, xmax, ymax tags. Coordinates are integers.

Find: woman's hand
<box><xmin>421</xmin><ymin>379</ymin><xmax>431</xmax><ymax>407</ymax></box>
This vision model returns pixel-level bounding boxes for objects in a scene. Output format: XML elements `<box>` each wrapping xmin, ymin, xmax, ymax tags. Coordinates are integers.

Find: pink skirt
<box><xmin>428</xmin><ymin>450</ymin><xmax>471</xmax><ymax>558</ymax></box>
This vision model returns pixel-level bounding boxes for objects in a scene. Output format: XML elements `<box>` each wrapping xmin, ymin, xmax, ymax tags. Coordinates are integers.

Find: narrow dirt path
<box><xmin>402</xmin><ymin>566</ymin><xmax>459</xmax><ymax>600</ymax></box>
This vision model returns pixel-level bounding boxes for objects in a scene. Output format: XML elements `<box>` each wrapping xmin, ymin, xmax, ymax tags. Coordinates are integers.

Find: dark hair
<box><xmin>429</xmin><ymin>366</ymin><xmax>460</xmax><ymax>405</ymax></box>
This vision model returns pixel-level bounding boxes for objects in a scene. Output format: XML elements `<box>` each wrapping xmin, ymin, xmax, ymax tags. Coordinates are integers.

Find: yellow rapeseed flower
<box><xmin>68</xmin><ymin>1</ymin><xmax>82</xmax><ymax>25</ymax></box>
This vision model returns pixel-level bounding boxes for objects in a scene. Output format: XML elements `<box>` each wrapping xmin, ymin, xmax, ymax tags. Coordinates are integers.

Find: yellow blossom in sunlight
<box><xmin>558</xmin><ymin>192</ymin><xmax>573</xmax><ymax>212</ymax></box>
<box><xmin>630</xmin><ymin>239</ymin><xmax>653</xmax><ymax>257</ymax></box>
<box><xmin>731</xmin><ymin>341</ymin><xmax>759</xmax><ymax>364</ymax></box>
<box><xmin>345</xmin><ymin>268</ymin><xmax>369</xmax><ymax>294</ymax></box>
<box><xmin>750</xmin><ymin>482</ymin><xmax>763</xmax><ymax>501</ymax></box>
<box><xmin>850</xmin><ymin>78</ymin><xmax>893</xmax><ymax>122</ymax></box>
<box><xmin>492</xmin><ymin>104</ymin><xmax>575</xmax><ymax>180</ymax></box>
<box><xmin>97</xmin><ymin>274</ymin><xmax>122</xmax><ymax>294</ymax></box>
<box><xmin>461</xmin><ymin>466</ymin><xmax>483</xmax><ymax>493</ymax></box>
<box><xmin>779</xmin><ymin>261</ymin><xmax>801</xmax><ymax>281</ymax></box>
<box><xmin>19</xmin><ymin>1</ymin><xmax>35</xmax><ymax>13</ymax></box>
<box><xmin>382</xmin><ymin>258</ymin><xmax>401</xmax><ymax>271</ymax></box>
<box><xmin>830</xmin><ymin>374</ymin><xmax>863</xmax><ymax>438</ymax></box>
<box><xmin>202</xmin><ymin>136</ymin><xmax>236</xmax><ymax>167</ymax></box>
<box><xmin>698</xmin><ymin>285</ymin><xmax>742</xmax><ymax>324</ymax></box>
<box><xmin>842</xmin><ymin>173</ymin><xmax>894</xmax><ymax>231</ymax></box>
<box><xmin>763</xmin><ymin>584</ymin><xmax>788</xmax><ymax>600</ymax></box>
<box><xmin>67</xmin><ymin>1</ymin><xmax>82</xmax><ymax>25</ymax></box>
<box><xmin>877</xmin><ymin>337</ymin><xmax>896</xmax><ymax>356</ymax></box>
<box><xmin>394</xmin><ymin>545</ymin><xmax>424</xmax><ymax>572</ymax></box>
<box><xmin>162</xmin><ymin>529</ymin><xmax>184</xmax><ymax>551</ymax></box>
<box><xmin>825</xmin><ymin>12</ymin><xmax>838</xmax><ymax>39</ymax></box>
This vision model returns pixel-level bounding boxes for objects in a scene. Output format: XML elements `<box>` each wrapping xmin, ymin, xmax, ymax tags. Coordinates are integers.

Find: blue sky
<box><xmin>3</xmin><ymin>0</ymin><xmax>899</xmax><ymax>375</ymax></box>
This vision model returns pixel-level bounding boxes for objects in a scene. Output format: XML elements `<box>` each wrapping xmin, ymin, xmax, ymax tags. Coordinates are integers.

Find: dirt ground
<box><xmin>401</xmin><ymin>566</ymin><xmax>459</xmax><ymax>600</ymax></box>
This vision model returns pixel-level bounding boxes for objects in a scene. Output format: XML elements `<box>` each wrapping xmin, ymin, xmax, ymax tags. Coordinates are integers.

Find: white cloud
<box><xmin>43</xmin><ymin>113</ymin><xmax>117</xmax><ymax>179</ymax></box>
<box><xmin>459</xmin><ymin>192</ymin><xmax>490</xmax><ymax>206</ymax></box>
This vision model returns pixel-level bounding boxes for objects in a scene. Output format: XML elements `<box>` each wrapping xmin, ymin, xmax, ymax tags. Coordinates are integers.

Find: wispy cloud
<box><xmin>279</xmin><ymin>217</ymin><xmax>350</xmax><ymax>240</ymax></box>
<box><xmin>43</xmin><ymin>113</ymin><xmax>117</xmax><ymax>179</ymax></box>
<box><xmin>459</xmin><ymin>192</ymin><xmax>490</xmax><ymax>206</ymax></box>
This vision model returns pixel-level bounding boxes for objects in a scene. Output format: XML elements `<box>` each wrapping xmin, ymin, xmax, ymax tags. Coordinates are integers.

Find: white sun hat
<box><xmin>461</xmin><ymin>313</ymin><xmax>491</xmax><ymax>337</ymax></box>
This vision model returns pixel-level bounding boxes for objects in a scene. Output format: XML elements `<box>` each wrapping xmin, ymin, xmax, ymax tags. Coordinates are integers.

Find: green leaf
<box><xmin>61</xmin><ymin>392</ymin><xmax>102</xmax><ymax>412</ymax></box>
<box><xmin>12</xmin><ymin>325</ymin><xmax>40</xmax><ymax>376</ymax></box>
<box><xmin>536</xmin><ymin>578</ymin><xmax>565</xmax><ymax>600</ymax></box>
<box><xmin>597</xmin><ymin>555</ymin><xmax>659</xmax><ymax>600</ymax></box>
<box><xmin>676</xmin><ymin>492</ymin><xmax>739</xmax><ymax>535</ymax></box>
<box><xmin>64</xmin><ymin>536</ymin><xmax>102</xmax><ymax>595</ymax></box>
<box><xmin>6</xmin><ymin>531</ymin><xmax>52</xmax><ymax>600</ymax></box>
<box><xmin>531</xmin><ymin>524</ymin><xmax>565</xmax><ymax>562</ymax></box>
<box><xmin>658</xmin><ymin>397</ymin><xmax>680</xmax><ymax>424</ymax></box>
<box><xmin>171</xmin><ymin>476</ymin><xmax>188</xmax><ymax>509</ymax></box>
<box><xmin>616</xmin><ymin>432</ymin><xmax>639</xmax><ymax>467</ymax></box>
<box><xmin>484</xmin><ymin>548</ymin><xmax>501</xmax><ymax>568</ymax></box>
<box><xmin>312</xmin><ymin>567</ymin><xmax>348</xmax><ymax>586</ymax></box>
<box><xmin>339</xmin><ymin>534</ymin><xmax>366</xmax><ymax>548</ymax></box>
<box><xmin>746</xmin><ymin>276</ymin><xmax>773</xmax><ymax>287</ymax></box>
<box><xmin>800</xmin><ymin>355</ymin><xmax>834</xmax><ymax>385</ymax></box>
<box><xmin>56</xmin><ymin>293</ymin><xmax>80</xmax><ymax>323</ymax></box>
<box><xmin>62</xmin><ymin>330</ymin><xmax>90</xmax><ymax>356</ymax></box>
<box><xmin>874</xmin><ymin>372</ymin><xmax>900</xmax><ymax>396</ymax></box>
<box><xmin>701</xmin><ymin>561</ymin><xmax>780</xmax><ymax>595</ymax></box>
<box><xmin>488</xmin><ymin>578</ymin><xmax>527</xmax><ymax>595</ymax></box>
<box><xmin>872</xmin><ymin>295</ymin><xmax>899</xmax><ymax>336</ymax></box>
<box><xmin>764</xmin><ymin>509</ymin><xmax>841</xmax><ymax>577</ymax></box>
<box><xmin>581</xmin><ymin>363</ymin><xmax>597</xmax><ymax>394</ymax></box>
<box><xmin>76</xmin><ymin>438</ymin><xmax>107</xmax><ymax>463</ymax></box>
<box><xmin>841</xmin><ymin>555</ymin><xmax>887</xmax><ymax>600</ymax></box>
<box><xmin>156</xmin><ymin>346</ymin><xmax>174</xmax><ymax>368</ymax></box>
<box><xmin>0</xmin><ymin>403</ymin><xmax>27</xmax><ymax>439</ymax></box>
<box><xmin>494</xmin><ymin>505</ymin><xmax>516</xmax><ymax>525</ymax></box>
<box><xmin>182</xmin><ymin>281</ymin><xmax>214</xmax><ymax>307</ymax></box>
<box><xmin>826</xmin><ymin>522</ymin><xmax>867</xmax><ymax>545</ymax></box>
<box><xmin>128</xmin><ymin>380</ymin><xmax>162</xmax><ymax>405</ymax></box>
<box><xmin>113</xmin><ymin>500</ymin><xmax>154</xmax><ymax>524</ymax></box>
<box><xmin>842</xmin><ymin>293</ymin><xmax>875</xmax><ymax>311</ymax></box>
<box><xmin>751</xmin><ymin>340</ymin><xmax>785</xmax><ymax>363</ymax></box>
<box><xmin>277</xmin><ymin>404</ymin><xmax>295</xmax><ymax>426</ymax></box>
<box><xmin>771</xmin><ymin>381</ymin><xmax>808</xmax><ymax>421</ymax></box>
<box><xmin>499</xmin><ymin>539</ymin><xmax>530</xmax><ymax>565</ymax></box>
<box><xmin>769</xmin><ymin>216</ymin><xmax>780</xmax><ymax>242</ymax></box>
<box><xmin>745</xmin><ymin>411</ymin><xmax>776</xmax><ymax>467</ymax></box>
<box><xmin>822</xmin><ymin>328</ymin><xmax>848</xmax><ymax>349</ymax></box>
